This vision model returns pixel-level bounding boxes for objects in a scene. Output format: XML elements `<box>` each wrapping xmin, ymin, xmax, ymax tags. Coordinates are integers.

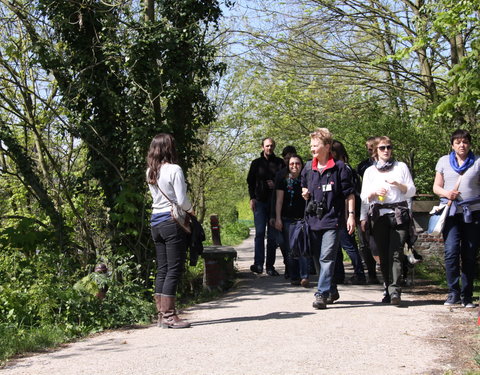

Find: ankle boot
<box><xmin>161</xmin><ymin>296</ymin><xmax>191</xmax><ymax>329</ymax></box>
<box><xmin>154</xmin><ymin>294</ymin><xmax>162</xmax><ymax>327</ymax></box>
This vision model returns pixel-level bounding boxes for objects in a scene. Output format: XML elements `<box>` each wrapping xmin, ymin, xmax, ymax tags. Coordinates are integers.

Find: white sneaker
<box><xmin>462</xmin><ymin>301</ymin><xmax>476</xmax><ymax>308</ymax></box>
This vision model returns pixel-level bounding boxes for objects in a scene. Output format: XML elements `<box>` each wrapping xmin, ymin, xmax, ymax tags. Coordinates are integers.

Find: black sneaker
<box><xmin>312</xmin><ymin>294</ymin><xmax>327</xmax><ymax>309</ymax></box>
<box><xmin>444</xmin><ymin>294</ymin><xmax>461</xmax><ymax>306</ymax></box>
<box><xmin>250</xmin><ymin>264</ymin><xmax>263</xmax><ymax>274</ymax></box>
<box><xmin>266</xmin><ymin>268</ymin><xmax>280</xmax><ymax>276</ymax></box>
<box><xmin>381</xmin><ymin>289</ymin><xmax>390</xmax><ymax>303</ymax></box>
<box><xmin>462</xmin><ymin>300</ymin><xmax>476</xmax><ymax>308</ymax></box>
<box><xmin>326</xmin><ymin>290</ymin><xmax>340</xmax><ymax>304</ymax></box>
<box><xmin>390</xmin><ymin>292</ymin><xmax>401</xmax><ymax>305</ymax></box>
<box><xmin>348</xmin><ymin>275</ymin><xmax>366</xmax><ymax>285</ymax></box>
<box><xmin>367</xmin><ymin>276</ymin><xmax>381</xmax><ymax>285</ymax></box>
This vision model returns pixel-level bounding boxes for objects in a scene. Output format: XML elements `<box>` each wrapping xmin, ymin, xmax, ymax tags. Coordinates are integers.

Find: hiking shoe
<box><xmin>266</xmin><ymin>268</ymin><xmax>280</xmax><ymax>276</ymax></box>
<box><xmin>462</xmin><ymin>300</ymin><xmax>476</xmax><ymax>308</ymax></box>
<box><xmin>367</xmin><ymin>276</ymin><xmax>381</xmax><ymax>285</ymax></box>
<box><xmin>250</xmin><ymin>264</ymin><xmax>263</xmax><ymax>274</ymax></box>
<box><xmin>348</xmin><ymin>275</ymin><xmax>366</xmax><ymax>285</ymax></box>
<box><xmin>444</xmin><ymin>294</ymin><xmax>461</xmax><ymax>306</ymax></box>
<box><xmin>312</xmin><ymin>294</ymin><xmax>327</xmax><ymax>309</ymax></box>
<box><xmin>390</xmin><ymin>292</ymin><xmax>401</xmax><ymax>305</ymax></box>
<box><xmin>291</xmin><ymin>279</ymin><xmax>301</xmax><ymax>286</ymax></box>
<box><xmin>300</xmin><ymin>278</ymin><xmax>310</xmax><ymax>288</ymax></box>
<box><xmin>326</xmin><ymin>290</ymin><xmax>340</xmax><ymax>304</ymax></box>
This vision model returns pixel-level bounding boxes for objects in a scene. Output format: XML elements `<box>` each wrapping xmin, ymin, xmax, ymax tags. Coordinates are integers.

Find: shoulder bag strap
<box><xmin>446</xmin><ymin>175</ymin><xmax>463</xmax><ymax>207</ymax></box>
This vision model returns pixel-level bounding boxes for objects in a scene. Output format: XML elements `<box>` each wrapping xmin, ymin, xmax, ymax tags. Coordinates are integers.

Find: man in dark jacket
<box><xmin>247</xmin><ymin>137</ymin><xmax>285</xmax><ymax>275</ymax></box>
<box><xmin>302</xmin><ymin>128</ymin><xmax>355</xmax><ymax>309</ymax></box>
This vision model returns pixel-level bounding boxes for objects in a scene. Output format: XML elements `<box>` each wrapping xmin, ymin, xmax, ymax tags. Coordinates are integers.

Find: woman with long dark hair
<box><xmin>147</xmin><ymin>133</ymin><xmax>193</xmax><ymax>328</ymax></box>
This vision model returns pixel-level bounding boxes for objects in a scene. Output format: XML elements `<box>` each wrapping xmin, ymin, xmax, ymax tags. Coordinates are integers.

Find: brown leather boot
<box><xmin>160</xmin><ymin>296</ymin><xmax>191</xmax><ymax>329</ymax></box>
<box><xmin>154</xmin><ymin>294</ymin><xmax>162</xmax><ymax>327</ymax></box>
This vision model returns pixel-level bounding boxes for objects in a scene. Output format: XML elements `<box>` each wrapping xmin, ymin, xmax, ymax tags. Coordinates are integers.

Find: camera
<box><xmin>306</xmin><ymin>200</ymin><xmax>325</xmax><ymax>219</ymax></box>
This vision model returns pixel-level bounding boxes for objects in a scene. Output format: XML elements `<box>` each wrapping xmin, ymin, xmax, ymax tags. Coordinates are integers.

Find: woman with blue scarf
<box><xmin>433</xmin><ymin>129</ymin><xmax>480</xmax><ymax>308</ymax></box>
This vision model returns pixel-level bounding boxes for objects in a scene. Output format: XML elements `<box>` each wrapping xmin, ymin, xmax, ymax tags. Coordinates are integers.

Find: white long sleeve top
<box><xmin>360</xmin><ymin>161</ymin><xmax>416</xmax><ymax>221</ymax></box>
<box><xmin>147</xmin><ymin>163</ymin><xmax>192</xmax><ymax>214</ymax></box>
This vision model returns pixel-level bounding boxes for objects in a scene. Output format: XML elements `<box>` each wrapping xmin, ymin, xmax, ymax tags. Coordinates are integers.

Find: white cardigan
<box><xmin>147</xmin><ymin>163</ymin><xmax>192</xmax><ymax>214</ymax></box>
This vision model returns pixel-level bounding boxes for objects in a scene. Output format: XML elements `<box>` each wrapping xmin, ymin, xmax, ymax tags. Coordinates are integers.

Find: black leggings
<box><xmin>151</xmin><ymin>219</ymin><xmax>187</xmax><ymax>296</ymax></box>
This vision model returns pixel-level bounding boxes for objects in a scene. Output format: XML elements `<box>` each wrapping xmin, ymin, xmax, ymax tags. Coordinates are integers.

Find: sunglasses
<box><xmin>289</xmin><ymin>162</ymin><xmax>301</xmax><ymax>165</ymax></box>
<box><xmin>378</xmin><ymin>145</ymin><xmax>392</xmax><ymax>151</ymax></box>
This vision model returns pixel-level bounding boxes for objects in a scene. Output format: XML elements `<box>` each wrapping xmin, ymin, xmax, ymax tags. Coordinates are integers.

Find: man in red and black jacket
<box><xmin>301</xmin><ymin>128</ymin><xmax>355</xmax><ymax>309</ymax></box>
<box><xmin>247</xmin><ymin>137</ymin><xmax>285</xmax><ymax>276</ymax></box>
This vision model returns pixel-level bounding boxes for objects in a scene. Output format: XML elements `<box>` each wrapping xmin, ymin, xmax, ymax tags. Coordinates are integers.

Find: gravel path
<box><xmin>2</xmin><ymin>230</ymin><xmax>477</xmax><ymax>375</ymax></box>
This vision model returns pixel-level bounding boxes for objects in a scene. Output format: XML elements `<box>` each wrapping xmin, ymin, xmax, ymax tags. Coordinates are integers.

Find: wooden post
<box><xmin>210</xmin><ymin>214</ymin><xmax>221</xmax><ymax>245</ymax></box>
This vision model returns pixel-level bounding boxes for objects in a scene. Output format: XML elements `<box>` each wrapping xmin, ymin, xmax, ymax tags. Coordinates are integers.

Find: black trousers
<box><xmin>151</xmin><ymin>219</ymin><xmax>187</xmax><ymax>296</ymax></box>
<box><xmin>371</xmin><ymin>214</ymin><xmax>408</xmax><ymax>295</ymax></box>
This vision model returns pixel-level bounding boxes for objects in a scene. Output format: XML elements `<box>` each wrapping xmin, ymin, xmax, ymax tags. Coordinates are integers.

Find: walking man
<box><xmin>247</xmin><ymin>137</ymin><xmax>285</xmax><ymax>275</ymax></box>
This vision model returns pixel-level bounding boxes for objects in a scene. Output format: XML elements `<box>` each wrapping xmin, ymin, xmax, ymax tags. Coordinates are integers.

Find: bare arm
<box><xmin>346</xmin><ymin>193</ymin><xmax>355</xmax><ymax>235</ymax></box>
<box><xmin>275</xmin><ymin>190</ymin><xmax>285</xmax><ymax>231</ymax></box>
<box><xmin>433</xmin><ymin>172</ymin><xmax>460</xmax><ymax>200</ymax></box>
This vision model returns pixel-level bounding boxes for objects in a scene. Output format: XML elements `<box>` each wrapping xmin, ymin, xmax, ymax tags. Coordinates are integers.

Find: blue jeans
<box><xmin>443</xmin><ymin>212</ymin><xmax>480</xmax><ymax>301</ymax></box>
<box><xmin>253</xmin><ymin>200</ymin><xmax>277</xmax><ymax>270</ymax></box>
<box><xmin>334</xmin><ymin>227</ymin><xmax>366</xmax><ymax>280</ymax></box>
<box><xmin>310</xmin><ymin>229</ymin><xmax>339</xmax><ymax>296</ymax></box>
<box><xmin>279</xmin><ymin>219</ymin><xmax>309</xmax><ymax>280</ymax></box>
<box><xmin>151</xmin><ymin>219</ymin><xmax>187</xmax><ymax>296</ymax></box>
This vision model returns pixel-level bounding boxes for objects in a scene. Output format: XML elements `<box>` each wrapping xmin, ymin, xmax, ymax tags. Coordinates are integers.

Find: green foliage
<box><xmin>0</xmin><ymin>323</ymin><xmax>70</xmax><ymax>364</ymax></box>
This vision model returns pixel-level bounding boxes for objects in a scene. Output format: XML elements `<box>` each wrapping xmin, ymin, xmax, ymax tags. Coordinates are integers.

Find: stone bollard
<box><xmin>201</xmin><ymin>246</ymin><xmax>237</xmax><ymax>291</ymax></box>
<box><xmin>210</xmin><ymin>214</ymin><xmax>222</xmax><ymax>245</ymax></box>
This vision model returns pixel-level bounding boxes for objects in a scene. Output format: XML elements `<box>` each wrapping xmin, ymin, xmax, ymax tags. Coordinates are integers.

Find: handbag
<box><xmin>427</xmin><ymin>204</ymin><xmax>449</xmax><ymax>236</ymax></box>
<box><xmin>169</xmin><ymin>201</ymin><xmax>192</xmax><ymax>234</ymax></box>
<box><xmin>427</xmin><ymin>174</ymin><xmax>462</xmax><ymax>236</ymax></box>
<box><xmin>288</xmin><ymin>219</ymin><xmax>311</xmax><ymax>258</ymax></box>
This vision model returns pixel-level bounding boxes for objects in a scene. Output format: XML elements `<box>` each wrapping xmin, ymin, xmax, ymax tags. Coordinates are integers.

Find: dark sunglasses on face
<box><xmin>378</xmin><ymin>145</ymin><xmax>392</xmax><ymax>151</ymax></box>
<box><xmin>289</xmin><ymin>162</ymin><xmax>301</xmax><ymax>166</ymax></box>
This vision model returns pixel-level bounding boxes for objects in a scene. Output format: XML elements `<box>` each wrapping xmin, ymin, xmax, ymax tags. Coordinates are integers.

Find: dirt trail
<box><xmin>2</xmin><ymin>230</ymin><xmax>478</xmax><ymax>375</ymax></box>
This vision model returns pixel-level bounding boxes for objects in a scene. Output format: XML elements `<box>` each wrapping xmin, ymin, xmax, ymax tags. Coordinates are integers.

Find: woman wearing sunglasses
<box><xmin>359</xmin><ymin>136</ymin><xmax>416</xmax><ymax>305</ymax></box>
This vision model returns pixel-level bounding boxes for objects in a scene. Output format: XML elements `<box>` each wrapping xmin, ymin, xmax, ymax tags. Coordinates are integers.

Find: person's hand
<box><xmin>268</xmin><ymin>218</ymin><xmax>275</xmax><ymax>227</ymax></box>
<box><xmin>250</xmin><ymin>199</ymin><xmax>256</xmax><ymax>212</ymax></box>
<box><xmin>275</xmin><ymin>218</ymin><xmax>283</xmax><ymax>231</ymax></box>
<box><xmin>347</xmin><ymin>216</ymin><xmax>355</xmax><ymax>235</ymax></box>
<box><xmin>266</xmin><ymin>180</ymin><xmax>275</xmax><ymax>189</ymax></box>
<box><xmin>302</xmin><ymin>188</ymin><xmax>310</xmax><ymax>200</ymax></box>
<box><xmin>376</xmin><ymin>187</ymin><xmax>388</xmax><ymax>197</ymax></box>
<box><xmin>445</xmin><ymin>190</ymin><xmax>460</xmax><ymax>200</ymax></box>
<box><xmin>360</xmin><ymin>220</ymin><xmax>367</xmax><ymax>232</ymax></box>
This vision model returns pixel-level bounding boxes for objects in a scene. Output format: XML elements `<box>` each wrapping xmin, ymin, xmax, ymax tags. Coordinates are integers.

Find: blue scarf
<box><xmin>449</xmin><ymin>150</ymin><xmax>475</xmax><ymax>174</ymax></box>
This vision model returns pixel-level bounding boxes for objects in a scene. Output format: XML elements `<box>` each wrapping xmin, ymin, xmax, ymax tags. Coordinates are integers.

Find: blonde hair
<box><xmin>372</xmin><ymin>136</ymin><xmax>392</xmax><ymax>160</ymax></box>
<box><xmin>310</xmin><ymin>128</ymin><xmax>333</xmax><ymax>145</ymax></box>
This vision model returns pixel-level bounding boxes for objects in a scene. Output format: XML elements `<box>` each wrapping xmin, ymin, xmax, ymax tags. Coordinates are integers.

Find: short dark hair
<box><xmin>262</xmin><ymin>137</ymin><xmax>275</xmax><ymax>147</ymax></box>
<box><xmin>281</xmin><ymin>145</ymin><xmax>297</xmax><ymax>157</ymax></box>
<box><xmin>331</xmin><ymin>140</ymin><xmax>349</xmax><ymax>163</ymax></box>
<box><xmin>450</xmin><ymin>129</ymin><xmax>471</xmax><ymax>145</ymax></box>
